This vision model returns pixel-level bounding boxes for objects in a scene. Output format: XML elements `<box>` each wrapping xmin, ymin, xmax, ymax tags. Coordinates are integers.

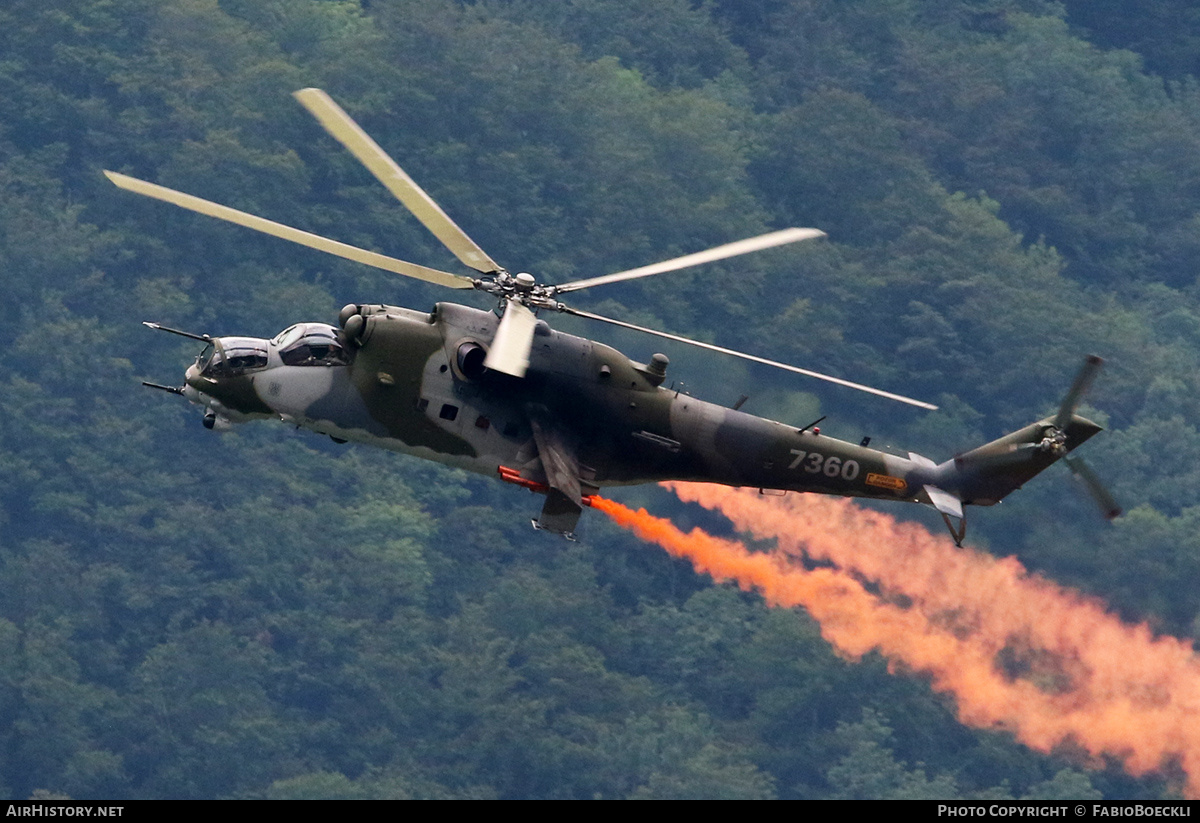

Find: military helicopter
<box><xmin>110</xmin><ymin>88</ymin><xmax>1117</xmax><ymax>543</ymax></box>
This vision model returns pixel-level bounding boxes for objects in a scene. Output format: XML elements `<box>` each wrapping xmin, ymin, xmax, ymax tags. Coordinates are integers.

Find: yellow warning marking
<box><xmin>866</xmin><ymin>473</ymin><xmax>907</xmax><ymax>491</ymax></box>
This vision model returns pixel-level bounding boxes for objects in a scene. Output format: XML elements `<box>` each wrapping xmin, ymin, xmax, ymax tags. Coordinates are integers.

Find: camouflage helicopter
<box><xmin>110</xmin><ymin>89</ymin><xmax>1117</xmax><ymax>543</ymax></box>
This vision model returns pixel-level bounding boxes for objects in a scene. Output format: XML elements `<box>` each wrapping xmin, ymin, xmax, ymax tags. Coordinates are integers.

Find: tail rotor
<box><xmin>1064</xmin><ymin>454</ymin><xmax>1122</xmax><ymax>520</ymax></box>
<box><xmin>1050</xmin><ymin>355</ymin><xmax>1120</xmax><ymax>520</ymax></box>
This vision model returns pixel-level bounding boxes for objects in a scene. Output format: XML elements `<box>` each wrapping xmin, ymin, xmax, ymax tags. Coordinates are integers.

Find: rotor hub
<box><xmin>1039</xmin><ymin>426</ymin><xmax>1069</xmax><ymax>456</ymax></box>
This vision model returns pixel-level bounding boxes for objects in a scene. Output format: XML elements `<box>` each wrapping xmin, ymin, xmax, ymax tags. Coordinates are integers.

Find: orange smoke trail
<box><xmin>590</xmin><ymin>498</ymin><xmax>1064</xmax><ymax>763</ymax></box>
<box><xmin>665</xmin><ymin>483</ymin><xmax>1200</xmax><ymax>788</ymax></box>
<box><xmin>593</xmin><ymin>489</ymin><xmax>1200</xmax><ymax>796</ymax></box>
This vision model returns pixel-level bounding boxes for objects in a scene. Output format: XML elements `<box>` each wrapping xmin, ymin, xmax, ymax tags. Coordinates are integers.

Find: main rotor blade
<box><xmin>105</xmin><ymin>171</ymin><xmax>475</xmax><ymax>290</ymax></box>
<box><xmin>552</xmin><ymin>228</ymin><xmax>826</xmax><ymax>294</ymax></box>
<box><xmin>294</xmin><ymin>88</ymin><xmax>502</xmax><ymax>275</ymax></box>
<box><xmin>1064</xmin><ymin>455</ymin><xmax>1122</xmax><ymax>520</ymax></box>
<box><xmin>1053</xmin><ymin>354</ymin><xmax>1103</xmax><ymax>431</ymax></box>
<box><xmin>558</xmin><ymin>304</ymin><xmax>938</xmax><ymax>410</ymax></box>
<box><xmin>485</xmin><ymin>300</ymin><xmax>539</xmax><ymax>377</ymax></box>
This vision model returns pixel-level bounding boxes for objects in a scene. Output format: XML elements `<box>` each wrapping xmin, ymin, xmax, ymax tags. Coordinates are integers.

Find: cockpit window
<box><xmin>277</xmin><ymin>323</ymin><xmax>351</xmax><ymax>367</ymax></box>
<box><xmin>196</xmin><ymin>343</ymin><xmax>216</xmax><ymax>373</ymax></box>
<box><xmin>200</xmin><ymin>338</ymin><xmax>269</xmax><ymax>378</ymax></box>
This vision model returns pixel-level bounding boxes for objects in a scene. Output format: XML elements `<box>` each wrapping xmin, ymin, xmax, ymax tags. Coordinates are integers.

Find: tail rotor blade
<box><xmin>1064</xmin><ymin>455</ymin><xmax>1122</xmax><ymax>520</ymax></box>
<box><xmin>485</xmin><ymin>301</ymin><xmax>539</xmax><ymax>377</ymax></box>
<box><xmin>1054</xmin><ymin>354</ymin><xmax>1104</xmax><ymax>430</ymax></box>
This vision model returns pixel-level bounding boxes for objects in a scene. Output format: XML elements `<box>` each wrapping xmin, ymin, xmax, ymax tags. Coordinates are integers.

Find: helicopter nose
<box><xmin>184</xmin><ymin>362</ymin><xmax>212</xmax><ymax>395</ymax></box>
<box><xmin>180</xmin><ymin>364</ymin><xmax>210</xmax><ymax>407</ymax></box>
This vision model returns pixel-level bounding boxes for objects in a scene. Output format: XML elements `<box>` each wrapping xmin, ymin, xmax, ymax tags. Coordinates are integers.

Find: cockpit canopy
<box><xmin>198</xmin><ymin>337</ymin><xmax>269</xmax><ymax>378</ymax></box>
<box><xmin>273</xmin><ymin>323</ymin><xmax>352</xmax><ymax>367</ymax></box>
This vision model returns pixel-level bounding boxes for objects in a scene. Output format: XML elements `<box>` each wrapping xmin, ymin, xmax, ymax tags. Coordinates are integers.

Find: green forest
<box><xmin>3</xmin><ymin>0</ymin><xmax>1200</xmax><ymax>799</ymax></box>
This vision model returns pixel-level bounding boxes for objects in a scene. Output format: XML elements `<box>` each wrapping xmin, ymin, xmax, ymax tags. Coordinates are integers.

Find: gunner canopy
<box><xmin>198</xmin><ymin>338</ymin><xmax>269</xmax><ymax>378</ymax></box>
<box><xmin>273</xmin><ymin>323</ymin><xmax>352</xmax><ymax>367</ymax></box>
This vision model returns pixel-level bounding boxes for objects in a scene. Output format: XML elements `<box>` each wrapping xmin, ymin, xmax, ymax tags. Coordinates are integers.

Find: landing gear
<box><xmin>534</xmin><ymin>489</ymin><xmax>584</xmax><ymax>539</ymax></box>
<box><xmin>940</xmin><ymin>511</ymin><xmax>966</xmax><ymax>548</ymax></box>
<box><xmin>531</xmin><ymin>518</ymin><xmax>578</xmax><ymax>542</ymax></box>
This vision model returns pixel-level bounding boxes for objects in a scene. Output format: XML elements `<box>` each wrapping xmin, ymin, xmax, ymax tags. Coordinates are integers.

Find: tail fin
<box><xmin>923</xmin><ymin>356</ymin><xmax>1116</xmax><ymax>544</ymax></box>
<box><xmin>949</xmin><ymin>413</ymin><xmax>1104</xmax><ymax>506</ymax></box>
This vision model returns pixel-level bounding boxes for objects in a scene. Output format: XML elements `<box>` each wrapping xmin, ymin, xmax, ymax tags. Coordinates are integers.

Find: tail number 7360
<box><xmin>789</xmin><ymin>449</ymin><xmax>861</xmax><ymax>480</ymax></box>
